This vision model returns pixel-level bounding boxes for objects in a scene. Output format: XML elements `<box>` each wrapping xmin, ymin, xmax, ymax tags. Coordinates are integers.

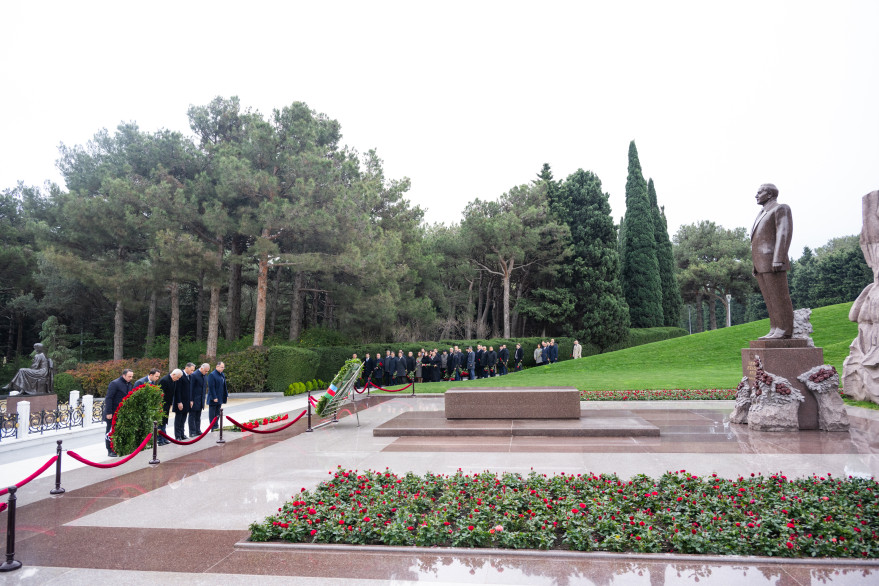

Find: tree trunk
<box><xmin>501</xmin><ymin>258</ymin><xmax>513</xmax><ymax>338</ymax></box>
<box><xmin>205</xmin><ymin>238</ymin><xmax>223</xmax><ymax>360</ymax></box>
<box><xmin>477</xmin><ymin>279</ymin><xmax>493</xmax><ymax>339</ymax></box>
<box><xmin>144</xmin><ymin>290</ymin><xmax>157</xmax><ymax>356</ymax></box>
<box><xmin>196</xmin><ymin>271</ymin><xmax>205</xmax><ymax>341</ymax></box>
<box><xmin>15</xmin><ymin>314</ymin><xmax>23</xmax><ymax>356</ymax></box>
<box><xmin>7</xmin><ymin>315</ymin><xmax>14</xmax><ymax>360</ymax></box>
<box><xmin>289</xmin><ymin>271</ymin><xmax>304</xmax><ymax>341</ymax></box>
<box><xmin>227</xmin><ymin>236</ymin><xmax>242</xmax><ymax>340</ymax></box>
<box><xmin>253</xmin><ymin>241</ymin><xmax>269</xmax><ymax>347</ymax></box>
<box><xmin>268</xmin><ymin>267</ymin><xmax>282</xmax><ymax>337</ymax></box>
<box><xmin>169</xmin><ymin>282</ymin><xmax>179</xmax><ymax>371</ymax></box>
<box><xmin>113</xmin><ymin>288</ymin><xmax>124</xmax><ymax>360</ymax></box>
<box><xmin>695</xmin><ymin>292</ymin><xmax>704</xmax><ymax>333</ymax></box>
<box><xmin>708</xmin><ymin>296</ymin><xmax>717</xmax><ymax>330</ymax></box>
<box><xmin>465</xmin><ymin>279</ymin><xmax>474</xmax><ymax>340</ymax></box>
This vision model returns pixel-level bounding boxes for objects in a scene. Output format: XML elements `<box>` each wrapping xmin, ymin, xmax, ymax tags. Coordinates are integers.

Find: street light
<box><xmin>726</xmin><ymin>294</ymin><xmax>732</xmax><ymax>328</ymax></box>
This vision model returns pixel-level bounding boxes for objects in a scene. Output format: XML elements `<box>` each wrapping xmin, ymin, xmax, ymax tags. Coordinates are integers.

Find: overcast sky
<box><xmin>2</xmin><ymin>1</ymin><xmax>877</xmax><ymax>256</ymax></box>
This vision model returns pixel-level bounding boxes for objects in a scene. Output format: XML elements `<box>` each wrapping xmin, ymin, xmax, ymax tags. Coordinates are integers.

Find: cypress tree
<box><xmin>621</xmin><ymin>141</ymin><xmax>663</xmax><ymax>327</ymax></box>
<box><xmin>648</xmin><ymin>179</ymin><xmax>683</xmax><ymax>327</ymax></box>
<box><xmin>558</xmin><ymin>169</ymin><xmax>630</xmax><ymax>350</ymax></box>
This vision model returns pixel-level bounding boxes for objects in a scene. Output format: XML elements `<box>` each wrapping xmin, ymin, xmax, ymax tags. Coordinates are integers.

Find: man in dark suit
<box><xmin>383</xmin><ymin>350</ymin><xmax>395</xmax><ymax>387</ymax></box>
<box><xmin>133</xmin><ymin>369</ymin><xmax>160</xmax><ymax>389</ymax></box>
<box><xmin>206</xmin><ymin>362</ymin><xmax>228</xmax><ymax>431</ymax></box>
<box><xmin>104</xmin><ymin>369</ymin><xmax>134</xmax><ymax>457</ymax></box>
<box><xmin>549</xmin><ymin>339</ymin><xmax>559</xmax><ymax>363</ymax></box>
<box><xmin>189</xmin><ymin>363</ymin><xmax>209</xmax><ymax>436</ymax></box>
<box><xmin>157</xmin><ymin>369</ymin><xmax>183</xmax><ymax>445</ymax></box>
<box><xmin>475</xmin><ymin>345</ymin><xmax>485</xmax><ymax>379</ymax></box>
<box><xmin>514</xmin><ymin>343</ymin><xmax>524</xmax><ymax>371</ymax></box>
<box><xmin>172</xmin><ymin>363</ymin><xmax>195</xmax><ymax>440</ymax></box>
<box><xmin>430</xmin><ymin>349</ymin><xmax>442</xmax><ymax>382</ymax></box>
<box><xmin>498</xmin><ymin>344</ymin><xmax>509</xmax><ymax>375</ymax></box>
<box><xmin>363</xmin><ymin>353</ymin><xmax>374</xmax><ymax>389</ymax></box>
<box><xmin>751</xmin><ymin>183</ymin><xmax>794</xmax><ymax>339</ymax></box>
<box><xmin>486</xmin><ymin>346</ymin><xmax>498</xmax><ymax>376</ymax></box>
<box><xmin>466</xmin><ymin>346</ymin><xmax>476</xmax><ymax>380</ymax></box>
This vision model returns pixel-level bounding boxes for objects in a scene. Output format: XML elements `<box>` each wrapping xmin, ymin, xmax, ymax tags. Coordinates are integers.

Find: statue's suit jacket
<box><xmin>751</xmin><ymin>200</ymin><xmax>792</xmax><ymax>273</ymax></box>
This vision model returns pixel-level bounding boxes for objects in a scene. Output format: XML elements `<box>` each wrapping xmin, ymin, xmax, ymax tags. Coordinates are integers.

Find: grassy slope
<box><xmin>401</xmin><ymin>302</ymin><xmax>856</xmax><ymax>393</ymax></box>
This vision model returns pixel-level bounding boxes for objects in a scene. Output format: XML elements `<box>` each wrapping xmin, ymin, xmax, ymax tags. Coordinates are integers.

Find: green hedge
<box><xmin>201</xmin><ymin>346</ymin><xmax>269</xmax><ymax>393</ymax></box>
<box><xmin>267</xmin><ymin>347</ymin><xmax>320</xmax><ymax>392</ymax></box>
<box><xmin>53</xmin><ymin>372</ymin><xmax>78</xmax><ymax>403</ymax></box>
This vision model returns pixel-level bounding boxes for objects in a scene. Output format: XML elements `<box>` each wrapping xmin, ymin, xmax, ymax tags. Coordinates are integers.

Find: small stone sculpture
<box><xmin>797</xmin><ymin>365</ymin><xmax>849</xmax><ymax>431</ymax></box>
<box><xmin>792</xmin><ymin>308</ymin><xmax>815</xmax><ymax>347</ymax></box>
<box><xmin>729</xmin><ymin>377</ymin><xmax>751</xmax><ymax>424</ymax></box>
<box><xmin>843</xmin><ymin>190</ymin><xmax>879</xmax><ymax>405</ymax></box>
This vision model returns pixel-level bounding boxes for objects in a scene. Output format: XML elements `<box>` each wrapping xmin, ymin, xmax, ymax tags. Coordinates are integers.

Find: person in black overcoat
<box><xmin>189</xmin><ymin>363</ymin><xmax>209</xmax><ymax>436</ymax></box>
<box><xmin>498</xmin><ymin>344</ymin><xmax>510</xmax><ymax>375</ymax></box>
<box><xmin>158</xmin><ymin>370</ymin><xmax>183</xmax><ymax>445</ymax></box>
<box><xmin>514</xmin><ymin>343</ymin><xmax>524</xmax><ymax>371</ymax></box>
<box><xmin>104</xmin><ymin>369</ymin><xmax>134</xmax><ymax>457</ymax></box>
<box><xmin>486</xmin><ymin>346</ymin><xmax>498</xmax><ymax>377</ymax></box>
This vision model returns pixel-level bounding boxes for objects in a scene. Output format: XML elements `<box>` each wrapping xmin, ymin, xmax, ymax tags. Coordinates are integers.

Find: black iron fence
<box><xmin>0</xmin><ymin>400</ymin><xmax>104</xmax><ymax>443</ymax></box>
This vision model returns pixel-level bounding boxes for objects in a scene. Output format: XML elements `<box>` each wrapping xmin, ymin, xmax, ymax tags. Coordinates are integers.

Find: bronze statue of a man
<box><xmin>751</xmin><ymin>183</ymin><xmax>794</xmax><ymax>339</ymax></box>
<box><xmin>4</xmin><ymin>343</ymin><xmax>50</xmax><ymax>395</ymax></box>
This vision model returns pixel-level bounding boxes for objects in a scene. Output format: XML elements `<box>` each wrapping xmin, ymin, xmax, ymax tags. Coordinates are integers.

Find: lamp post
<box><xmin>726</xmin><ymin>294</ymin><xmax>732</xmax><ymax>328</ymax></box>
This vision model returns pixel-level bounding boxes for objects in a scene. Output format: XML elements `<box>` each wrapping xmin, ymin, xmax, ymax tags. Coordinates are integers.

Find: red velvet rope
<box><xmin>0</xmin><ymin>502</ymin><xmax>6</xmax><ymax>513</ymax></box>
<box><xmin>226</xmin><ymin>410</ymin><xmax>306</xmax><ymax>434</ymax></box>
<box><xmin>156</xmin><ymin>416</ymin><xmax>219</xmax><ymax>445</ymax></box>
<box><xmin>0</xmin><ymin>455</ymin><xmax>59</xmax><ymax>497</ymax></box>
<box><xmin>365</xmin><ymin>380</ymin><xmax>413</xmax><ymax>392</ymax></box>
<box><xmin>67</xmin><ymin>434</ymin><xmax>152</xmax><ymax>469</ymax></box>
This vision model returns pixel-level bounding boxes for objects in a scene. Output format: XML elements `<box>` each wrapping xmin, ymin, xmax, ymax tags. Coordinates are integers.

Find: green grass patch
<box><xmin>250</xmin><ymin>467</ymin><xmax>879</xmax><ymax>557</ymax></box>
<box><xmin>368</xmin><ymin>303</ymin><xmax>857</xmax><ymax>393</ymax></box>
<box><xmin>844</xmin><ymin>398</ymin><xmax>879</xmax><ymax>411</ymax></box>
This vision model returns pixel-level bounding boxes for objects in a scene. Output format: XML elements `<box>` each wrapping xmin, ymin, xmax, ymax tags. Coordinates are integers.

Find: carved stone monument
<box><xmin>3</xmin><ymin>343</ymin><xmax>54</xmax><ymax>396</ymax></box>
<box><xmin>842</xmin><ymin>190</ymin><xmax>879</xmax><ymax>404</ymax></box>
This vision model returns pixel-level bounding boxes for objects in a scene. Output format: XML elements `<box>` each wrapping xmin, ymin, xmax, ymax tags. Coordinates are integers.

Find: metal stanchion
<box><xmin>149</xmin><ymin>421</ymin><xmax>160</xmax><ymax>465</ymax></box>
<box><xmin>411</xmin><ymin>380</ymin><xmax>416</xmax><ymax>397</ymax></box>
<box><xmin>216</xmin><ymin>408</ymin><xmax>225</xmax><ymax>444</ymax></box>
<box><xmin>0</xmin><ymin>486</ymin><xmax>22</xmax><ymax>572</ymax></box>
<box><xmin>49</xmin><ymin>440</ymin><xmax>65</xmax><ymax>495</ymax></box>
<box><xmin>305</xmin><ymin>392</ymin><xmax>313</xmax><ymax>432</ymax></box>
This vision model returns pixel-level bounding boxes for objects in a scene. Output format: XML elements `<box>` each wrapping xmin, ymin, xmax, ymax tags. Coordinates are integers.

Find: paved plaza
<box><xmin>1</xmin><ymin>394</ymin><xmax>878</xmax><ymax>584</ymax></box>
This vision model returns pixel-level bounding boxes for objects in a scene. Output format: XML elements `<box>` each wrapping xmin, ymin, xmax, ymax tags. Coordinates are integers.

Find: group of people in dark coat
<box><xmin>102</xmin><ymin>361</ymin><xmax>228</xmax><ymax>457</ymax></box>
<box><xmin>360</xmin><ymin>342</ymin><xmax>527</xmax><ymax>386</ymax></box>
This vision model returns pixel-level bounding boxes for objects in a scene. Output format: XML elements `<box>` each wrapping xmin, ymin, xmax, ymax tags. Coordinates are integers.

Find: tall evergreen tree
<box><xmin>557</xmin><ymin>169</ymin><xmax>630</xmax><ymax>350</ymax></box>
<box><xmin>621</xmin><ymin>141</ymin><xmax>663</xmax><ymax>327</ymax></box>
<box><xmin>648</xmin><ymin>179</ymin><xmax>683</xmax><ymax>327</ymax></box>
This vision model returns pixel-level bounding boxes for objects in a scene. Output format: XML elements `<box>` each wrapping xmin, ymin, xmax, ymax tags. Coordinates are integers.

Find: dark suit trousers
<box><xmin>188</xmin><ymin>408</ymin><xmax>202</xmax><ymax>435</ymax></box>
<box><xmin>209</xmin><ymin>402</ymin><xmax>222</xmax><ymax>429</ymax></box>
<box><xmin>105</xmin><ymin>419</ymin><xmax>113</xmax><ymax>452</ymax></box>
<box><xmin>756</xmin><ymin>271</ymin><xmax>794</xmax><ymax>334</ymax></box>
<box><xmin>173</xmin><ymin>407</ymin><xmax>189</xmax><ymax>439</ymax></box>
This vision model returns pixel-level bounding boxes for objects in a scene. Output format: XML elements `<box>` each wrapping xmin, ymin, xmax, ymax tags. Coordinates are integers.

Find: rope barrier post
<box><xmin>216</xmin><ymin>409</ymin><xmax>225</xmax><ymax>444</ymax></box>
<box><xmin>49</xmin><ymin>440</ymin><xmax>65</xmax><ymax>495</ymax></box>
<box><xmin>0</xmin><ymin>486</ymin><xmax>22</xmax><ymax>572</ymax></box>
<box><xmin>306</xmin><ymin>392</ymin><xmax>313</xmax><ymax>432</ymax></box>
<box><xmin>149</xmin><ymin>421</ymin><xmax>160</xmax><ymax>465</ymax></box>
<box><xmin>411</xmin><ymin>380</ymin><xmax>416</xmax><ymax>397</ymax></box>
<box><xmin>366</xmin><ymin>381</ymin><xmax>370</xmax><ymax>397</ymax></box>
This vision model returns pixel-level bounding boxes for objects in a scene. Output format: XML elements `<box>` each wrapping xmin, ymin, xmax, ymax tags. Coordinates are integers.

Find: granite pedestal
<box><xmin>2</xmin><ymin>392</ymin><xmax>58</xmax><ymax>413</ymax></box>
<box><xmin>444</xmin><ymin>387</ymin><xmax>580</xmax><ymax>419</ymax></box>
<box><xmin>742</xmin><ymin>339</ymin><xmax>822</xmax><ymax>429</ymax></box>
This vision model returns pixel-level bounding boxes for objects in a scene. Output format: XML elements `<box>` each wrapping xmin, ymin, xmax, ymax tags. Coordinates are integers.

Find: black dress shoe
<box><xmin>108</xmin><ymin>451</ymin><xmax>118</xmax><ymax>458</ymax></box>
<box><xmin>180</xmin><ymin>435</ymin><xmax>188</xmax><ymax>440</ymax></box>
<box><xmin>157</xmin><ymin>438</ymin><xmax>170</xmax><ymax>446</ymax></box>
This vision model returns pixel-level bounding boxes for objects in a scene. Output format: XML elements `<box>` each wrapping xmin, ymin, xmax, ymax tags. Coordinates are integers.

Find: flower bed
<box><xmin>580</xmin><ymin>389</ymin><xmax>736</xmax><ymax>401</ymax></box>
<box><xmin>224</xmin><ymin>412</ymin><xmax>289</xmax><ymax>432</ymax></box>
<box><xmin>250</xmin><ymin>467</ymin><xmax>879</xmax><ymax>557</ymax></box>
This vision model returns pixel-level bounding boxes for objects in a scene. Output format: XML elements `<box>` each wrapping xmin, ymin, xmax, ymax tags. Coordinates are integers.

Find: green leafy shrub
<box><xmin>203</xmin><ymin>346</ymin><xmax>270</xmax><ymax>393</ymax></box>
<box><xmin>267</xmin><ymin>346</ymin><xmax>320</xmax><ymax>392</ymax></box>
<box><xmin>109</xmin><ymin>384</ymin><xmax>165</xmax><ymax>456</ymax></box>
<box><xmin>65</xmin><ymin>358</ymin><xmax>168</xmax><ymax>397</ymax></box>
<box><xmin>53</xmin><ymin>372</ymin><xmax>78</xmax><ymax>403</ymax></box>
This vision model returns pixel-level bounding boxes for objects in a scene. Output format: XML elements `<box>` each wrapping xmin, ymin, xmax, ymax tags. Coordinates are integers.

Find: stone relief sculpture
<box><xmin>842</xmin><ymin>190</ymin><xmax>879</xmax><ymax>404</ymax></box>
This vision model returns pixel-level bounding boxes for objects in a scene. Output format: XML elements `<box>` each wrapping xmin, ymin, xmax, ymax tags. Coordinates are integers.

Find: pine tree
<box><xmin>558</xmin><ymin>169</ymin><xmax>630</xmax><ymax>350</ymax></box>
<box><xmin>648</xmin><ymin>179</ymin><xmax>683</xmax><ymax>327</ymax></box>
<box><xmin>621</xmin><ymin>141</ymin><xmax>663</xmax><ymax>327</ymax></box>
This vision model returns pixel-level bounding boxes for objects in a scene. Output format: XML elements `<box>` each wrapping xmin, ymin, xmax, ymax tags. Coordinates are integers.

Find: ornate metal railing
<box><xmin>0</xmin><ymin>399</ymin><xmax>105</xmax><ymax>442</ymax></box>
<box><xmin>0</xmin><ymin>412</ymin><xmax>17</xmax><ymax>442</ymax></box>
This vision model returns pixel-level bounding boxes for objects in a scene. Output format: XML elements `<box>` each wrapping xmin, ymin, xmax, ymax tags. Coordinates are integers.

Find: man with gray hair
<box><xmin>188</xmin><ymin>363</ymin><xmax>210</xmax><ymax>436</ymax></box>
<box><xmin>173</xmin><ymin>363</ymin><xmax>196</xmax><ymax>440</ymax></box>
<box><xmin>157</xmin><ymin>369</ymin><xmax>183</xmax><ymax>445</ymax></box>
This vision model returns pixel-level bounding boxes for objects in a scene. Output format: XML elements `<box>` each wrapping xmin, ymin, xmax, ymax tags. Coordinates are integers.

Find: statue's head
<box><xmin>33</xmin><ymin>343</ymin><xmax>45</xmax><ymax>353</ymax></box>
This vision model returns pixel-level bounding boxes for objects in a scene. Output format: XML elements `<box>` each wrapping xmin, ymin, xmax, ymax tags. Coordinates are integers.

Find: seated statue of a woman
<box><xmin>4</xmin><ymin>343</ymin><xmax>50</xmax><ymax>395</ymax></box>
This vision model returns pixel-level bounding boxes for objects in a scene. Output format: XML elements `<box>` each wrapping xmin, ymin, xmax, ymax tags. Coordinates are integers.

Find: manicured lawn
<box><xmin>371</xmin><ymin>303</ymin><xmax>857</xmax><ymax>393</ymax></box>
